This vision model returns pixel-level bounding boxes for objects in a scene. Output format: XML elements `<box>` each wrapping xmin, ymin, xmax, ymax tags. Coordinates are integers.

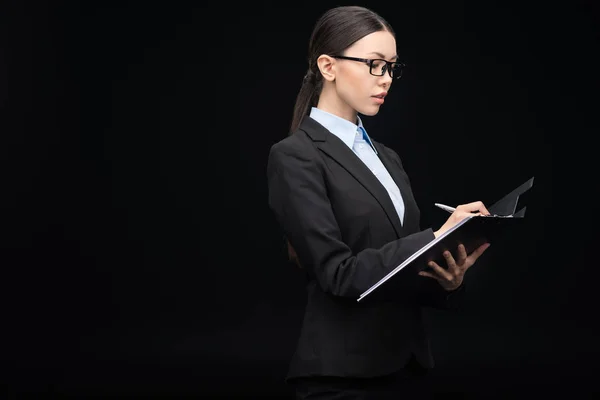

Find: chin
<box><xmin>358</xmin><ymin>106</ymin><xmax>381</xmax><ymax>117</ymax></box>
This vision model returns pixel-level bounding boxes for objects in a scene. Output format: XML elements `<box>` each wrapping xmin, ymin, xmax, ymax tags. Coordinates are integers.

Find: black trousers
<box><xmin>289</xmin><ymin>354</ymin><xmax>433</xmax><ymax>400</ymax></box>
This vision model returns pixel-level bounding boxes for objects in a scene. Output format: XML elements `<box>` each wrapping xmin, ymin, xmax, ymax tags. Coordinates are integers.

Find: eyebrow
<box><xmin>368</xmin><ymin>52</ymin><xmax>399</xmax><ymax>61</ymax></box>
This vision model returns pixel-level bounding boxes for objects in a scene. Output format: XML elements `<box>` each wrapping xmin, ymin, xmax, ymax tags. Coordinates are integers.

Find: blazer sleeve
<box><xmin>267</xmin><ymin>139</ymin><xmax>436</xmax><ymax>300</ymax></box>
<box><xmin>384</xmin><ymin>146</ymin><xmax>467</xmax><ymax>311</ymax></box>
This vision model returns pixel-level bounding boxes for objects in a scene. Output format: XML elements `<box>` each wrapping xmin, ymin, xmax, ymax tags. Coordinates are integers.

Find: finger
<box><xmin>457</xmin><ymin>201</ymin><xmax>490</xmax><ymax>216</ymax></box>
<box><xmin>442</xmin><ymin>250</ymin><xmax>459</xmax><ymax>273</ymax></box>
<box><xmin>456</xmin><ymin>244</ymin><xmax>468</xmax><ymax>265</ymax></box>
<box><xmin>467</xmin><ymin>242</ymin><xmax>491</xmax><ymax>263</ymax></box>
<box><xmin>426</xmin><ymin>260</ymin><xmax>454</xmax><ymax>281</ymax></box>
<box><xmin>418</xmin><ymin>270</ymin><xmax>440</xmax><ymax>281</ymax></box>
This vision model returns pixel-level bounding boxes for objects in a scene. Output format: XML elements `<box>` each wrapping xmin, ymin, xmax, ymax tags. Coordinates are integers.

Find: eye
<box><xmin>371</xmin><ymin>60</ymin><xmax>385</xmax><ymax>68</ymax></box>
<box><xmin>371</xmin><ymin>60</ymin><xmax>386</xmax><ymax>73</ymax></box>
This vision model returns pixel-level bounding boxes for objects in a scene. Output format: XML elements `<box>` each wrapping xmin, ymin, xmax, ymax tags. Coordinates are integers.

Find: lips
<box><xmin>372</xmin><ymin>92</ymin><xmax>387</xmax><ymax>99</ymax></box>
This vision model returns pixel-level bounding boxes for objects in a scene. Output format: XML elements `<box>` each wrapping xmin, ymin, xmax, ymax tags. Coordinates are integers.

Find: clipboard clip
<box><xmin>488</xmin><ymin>176</ymin><xmax>534</xmax><ymax>217</ymax></box>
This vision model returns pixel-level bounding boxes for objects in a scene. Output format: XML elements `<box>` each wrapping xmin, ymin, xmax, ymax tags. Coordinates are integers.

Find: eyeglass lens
<box><xmin>370</xmin><ymin>60</ymin><xmax>403</xmax><ymax>78</ymax></box>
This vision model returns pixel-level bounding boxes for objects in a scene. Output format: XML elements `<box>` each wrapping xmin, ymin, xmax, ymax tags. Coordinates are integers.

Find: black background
<box><xmin>2</xmin><ymin>0</ymin><xmax>598</xmax><ymax>397</ymax></box>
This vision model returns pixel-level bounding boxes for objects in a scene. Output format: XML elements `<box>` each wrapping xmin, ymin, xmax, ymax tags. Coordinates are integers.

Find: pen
<box><xmin>434</xmin><ymin>203</ymin><xmax>456</xmax><ymax>213</ymax></box>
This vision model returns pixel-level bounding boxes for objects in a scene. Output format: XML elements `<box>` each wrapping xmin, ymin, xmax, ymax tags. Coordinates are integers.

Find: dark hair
<box><xmin>289</xmin><ymin>6</ymin><xmax>395</xmax><ymax>134</ymax></box>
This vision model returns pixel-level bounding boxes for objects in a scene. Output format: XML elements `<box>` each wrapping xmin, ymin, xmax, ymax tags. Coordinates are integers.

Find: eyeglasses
<box><xmin>330</xmin><ymin>55</ymin><xmax>405</xmax><ymax>79</ymax></box>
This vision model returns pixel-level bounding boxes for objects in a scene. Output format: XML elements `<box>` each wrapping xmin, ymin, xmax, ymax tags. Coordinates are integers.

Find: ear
<box><xmin>316</xmin><ymin>54</ymin><xmax>336</xmax><ymax>82</ymax></box>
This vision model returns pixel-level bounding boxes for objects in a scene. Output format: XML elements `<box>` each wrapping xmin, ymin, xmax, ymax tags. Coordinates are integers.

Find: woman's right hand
<box><xmin>434</xmin><ymin>201</ymin><xmax>490</xmax><ymax>238</ymax></box>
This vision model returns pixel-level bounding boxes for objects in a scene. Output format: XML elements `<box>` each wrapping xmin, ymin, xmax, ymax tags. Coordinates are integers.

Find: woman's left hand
<box><xmin>418</xmin><ymin>242</ymin><xmax>491</xmax><ymax>291</ymax></box>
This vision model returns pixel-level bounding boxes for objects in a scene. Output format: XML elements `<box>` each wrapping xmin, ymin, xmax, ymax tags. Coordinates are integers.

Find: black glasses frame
<box><xmin>330</xmin><ymin>55</ymin><xmax>405</xmax><ymax>79</ymax></box>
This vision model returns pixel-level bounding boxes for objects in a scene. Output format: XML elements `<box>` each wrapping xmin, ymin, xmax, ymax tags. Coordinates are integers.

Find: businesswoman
<box><xmin>267</xmin><ymin>6</ymin><xmax>491</xmax><ymax>399</ymax></box>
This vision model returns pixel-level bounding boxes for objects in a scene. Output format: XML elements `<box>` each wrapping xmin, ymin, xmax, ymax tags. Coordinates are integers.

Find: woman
<box><xmin>266</xmin><ymin>6</ymin><xmax>491</xmax><ymax>399</ymax></box>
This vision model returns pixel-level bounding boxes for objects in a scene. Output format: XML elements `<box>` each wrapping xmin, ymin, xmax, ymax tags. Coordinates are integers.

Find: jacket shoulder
<box><xmin>268</xmin><ymin>130</ymin><xmax>314</xmax><ymax>161</ymax></box>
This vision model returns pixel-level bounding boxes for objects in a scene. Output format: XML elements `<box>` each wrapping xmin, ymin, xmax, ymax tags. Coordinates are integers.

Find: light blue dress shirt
<box><xmin>309</xmin><ymin>107</ymin><xmax>405</xmax><ymax>225</ymax></box>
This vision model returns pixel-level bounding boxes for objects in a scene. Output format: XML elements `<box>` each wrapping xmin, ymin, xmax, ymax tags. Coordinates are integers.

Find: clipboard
<box><xmin>357</xmin><ymin>176</ymin><xmax>534</xmax><ymax>302</ymax></box>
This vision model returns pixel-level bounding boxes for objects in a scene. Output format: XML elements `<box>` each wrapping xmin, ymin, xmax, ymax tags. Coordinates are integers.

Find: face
<box><xmin>318</xmin><ymin>30</ymin><xmax>398</xmax><ymax>118</ymax></box>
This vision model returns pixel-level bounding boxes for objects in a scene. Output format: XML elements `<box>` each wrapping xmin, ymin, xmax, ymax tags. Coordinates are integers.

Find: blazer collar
<box><xmin>299</xmin><ymin>116</ymin><xmax>412</xmax><ymax>238</ymax></box>
<box><xmin>308</xmin><ymin>107</ymin><xmax>378</xmax><ymax>154</ymax></box>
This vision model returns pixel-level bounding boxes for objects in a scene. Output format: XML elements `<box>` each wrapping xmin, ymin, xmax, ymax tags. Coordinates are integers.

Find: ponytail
<box><xmin>289</xmin><ymin>68</ymin><xmax>322</xmax><ymax>134</ymax></box>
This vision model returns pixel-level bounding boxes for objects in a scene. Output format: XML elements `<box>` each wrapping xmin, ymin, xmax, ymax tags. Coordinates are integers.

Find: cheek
<box><xmin>338</xmin><ymin>69</ymin><xmax>371</xmax><ymax>105</ymax></box>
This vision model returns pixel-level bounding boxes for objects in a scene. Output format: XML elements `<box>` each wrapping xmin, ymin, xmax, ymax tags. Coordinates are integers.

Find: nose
<box><xmin>379</xmin><ymin>70</ymin><xmax>393</xmax><ymax>87</ymax></box>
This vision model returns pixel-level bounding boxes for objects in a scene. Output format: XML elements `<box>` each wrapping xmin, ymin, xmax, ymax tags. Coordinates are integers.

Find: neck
<box><xmin>316</xmin><ymin>82</ymin><xmax>358</xmax><ymax>125</ymax></box>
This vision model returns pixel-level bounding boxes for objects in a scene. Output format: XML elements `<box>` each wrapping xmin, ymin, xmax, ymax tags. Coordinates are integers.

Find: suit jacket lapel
<box><xmin>299</xmin><ymin>117</ymin><xmax>405</xmax><ymax>238</ymax></box>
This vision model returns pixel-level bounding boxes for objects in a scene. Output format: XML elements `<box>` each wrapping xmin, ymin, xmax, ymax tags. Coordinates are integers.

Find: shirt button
<box><xmin>359</xmin><ymin>144</ymin><xmax>364</xmax><ymax>149</ymax></box>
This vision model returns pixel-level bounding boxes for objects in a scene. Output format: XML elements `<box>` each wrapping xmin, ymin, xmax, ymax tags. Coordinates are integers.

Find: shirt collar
<box><xmin>309</xmin><ymin>107</ymin><xmax>377</xmax><ymax>154</ymax></box>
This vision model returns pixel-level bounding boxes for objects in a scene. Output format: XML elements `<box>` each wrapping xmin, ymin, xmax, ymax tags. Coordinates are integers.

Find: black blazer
<box><xmin>267</xmin><ymin>116</ymin><xmax>466</xmax><ymax>381</ymax></box>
